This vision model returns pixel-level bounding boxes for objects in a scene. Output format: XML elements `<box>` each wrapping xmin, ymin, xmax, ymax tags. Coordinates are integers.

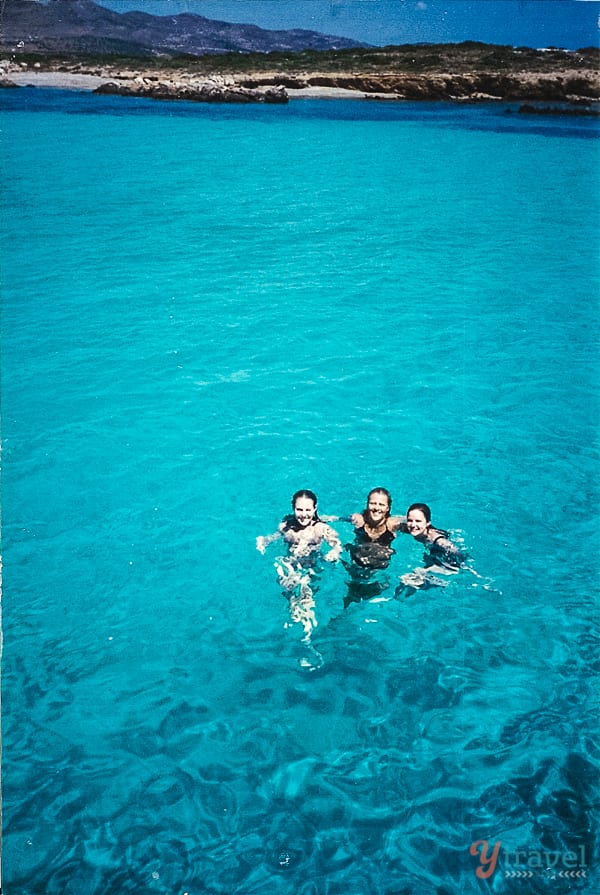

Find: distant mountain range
<box><xmin>0</xmin><ymin>0</ymin><xmax>366</xmax><ymax>56</ymax></box>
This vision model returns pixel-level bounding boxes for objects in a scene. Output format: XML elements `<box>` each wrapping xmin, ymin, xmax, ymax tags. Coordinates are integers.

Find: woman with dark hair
<box><xmin>396</xmin><ymin>502</ymin><xmax>466</xmax><ymax>593</ymax></box>
<box><xmin>403</xmin><ymin>502</ymin><xmax>464</xmax><ymax>567</ymax></box>
<box><xmin>256</xmin><ymin>489</ymin><xmax>341</xmax><ymax>639</ymax></box>
<box><xmin>256</xmin><ymin>489</ymin><xmax>341</xmax><ymax>562</ymax></box>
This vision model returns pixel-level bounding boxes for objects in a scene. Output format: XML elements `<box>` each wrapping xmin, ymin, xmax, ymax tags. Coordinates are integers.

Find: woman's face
<box><xmin>367</xmin><ymin>491</ymin><xmax>390</xmax><ymax>524</ymax></box>
<box><xmin>294</xmin><ymin>496</ymin><xmax>316</xmax><ymax>527</ymax></box>
<box><xmin>406</xmin><ymin>508</ymin><xmax>429</xmax><ymax>538</ymax></box>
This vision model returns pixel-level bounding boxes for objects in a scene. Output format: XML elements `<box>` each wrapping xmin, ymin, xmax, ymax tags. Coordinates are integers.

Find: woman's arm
<box><xmin>321</xmin><ymin>523</ymin><xmax>342</xmax><ymax>562</ymax></box>
<box><xmin>388</xmin><ymin>515</ymin><xmax>407</xmax><ymax>532</ymax></box>
<box><xmin>429</xmin><ymin>531</ymin><xmax>466</xmax><ymax>566</ymax></box>
<box><xmin>256</xmin><ymin>528</ymin><xmax>283</xmax><ymax>554</ymax></box>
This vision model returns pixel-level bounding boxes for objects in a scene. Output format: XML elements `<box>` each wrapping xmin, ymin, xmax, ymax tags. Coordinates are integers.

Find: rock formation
<box><xmin>93</xmin><ymin>79</ymin><xmax>288</xmax><ymax>104</ymax></box>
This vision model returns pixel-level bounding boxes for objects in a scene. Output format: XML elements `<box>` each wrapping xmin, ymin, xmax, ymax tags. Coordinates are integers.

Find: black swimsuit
<box><xmin>425</xmin><ymin>533</ymin><xmax>465</xmax><ymax>568</ymax></box>
<box><xmin>348</xmin><ymin>524</ymin><xmax>395</xmax><ymax>570</ymax></box>
<box><xmin>281</xmin><ymin>514</ymin><xmax>313</xmax><ymax>533</ymax></box>
<box><xmin>356</xmin><ymin>526</ymin><xmax>395</xmax><ymax>548</ymax></box>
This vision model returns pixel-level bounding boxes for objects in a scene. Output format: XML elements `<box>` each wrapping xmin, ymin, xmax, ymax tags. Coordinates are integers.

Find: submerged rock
<box><xmin>518</xmin><ymin>102</ymin><xmax>600</xmax><ymax>117</ymax></box>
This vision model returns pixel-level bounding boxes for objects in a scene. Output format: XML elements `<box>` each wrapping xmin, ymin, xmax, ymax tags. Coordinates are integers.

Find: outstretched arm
<box><xmin>322</xmin><ymin>523</ymin><xmax>342</xmax><ymax>562</ymax></box>
<box><xmin>328</xmin><ymin>511</ymin><xmax>374</xmax><ymax>528</ymax></box>
<box><xmin>256</xmin><ymin>529</ymin><xmax>282</xmax><ymax>554</ymax></box>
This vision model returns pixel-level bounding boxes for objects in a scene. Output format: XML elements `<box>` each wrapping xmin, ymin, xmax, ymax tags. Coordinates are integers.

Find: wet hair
<box><xmin>280</xmin><ymin>489</ymin><xmax>320</xmax><ymax>531</ymax></box>
<box><xmin>406</xmin><ymin>502</ymin><xmax>431</xmax><ymax>523</ymax></box>
<box><xmin>363</xmin><ymin>487</ymin><xmax>392</xmax><ymax>519</ymax></box>
<box><xmin>291</xmin><ymin>489</ymin><xmax>320</xmax><ymax>521</ymax></box>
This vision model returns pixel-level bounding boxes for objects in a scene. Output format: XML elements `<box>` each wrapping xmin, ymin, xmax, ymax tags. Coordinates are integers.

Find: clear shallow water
<box><xmin>1</xmin><ymin>89</ymin><xmax>599</xmax><ymax>894</ymax></box>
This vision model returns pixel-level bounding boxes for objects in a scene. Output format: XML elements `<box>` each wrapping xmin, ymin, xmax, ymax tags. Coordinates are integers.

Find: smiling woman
<box><xmin>327</xmin><ymin>487</ymin><xmax>404</xmax><ymax>606</ymax></box>
<box><xmin>256</xmin><ymin>488</ymin><xmax>342</xmax><ymax>639</ymax></box>
<box><xmin>256</xmin><ymin>488</ymin><xmax>341</xmax><ymax>564</ymax></box>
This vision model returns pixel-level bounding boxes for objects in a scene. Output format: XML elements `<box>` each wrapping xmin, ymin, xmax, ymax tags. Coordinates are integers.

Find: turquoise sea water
<box><xmin>1</xmin><ymin>88</ymin><xmax>599</xmax><ymax>894</ymax></box>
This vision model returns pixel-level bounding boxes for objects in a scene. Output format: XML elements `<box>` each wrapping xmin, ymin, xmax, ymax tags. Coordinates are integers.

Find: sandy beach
<box><xmin>3</xmin><ymin>68</ymin><xmax>370</xmax><ymax>99</ymax></box>
<box><xmin>4</xmin><ymin>70</ymin><xmax>107</xmax><ymax>90</ymax></box>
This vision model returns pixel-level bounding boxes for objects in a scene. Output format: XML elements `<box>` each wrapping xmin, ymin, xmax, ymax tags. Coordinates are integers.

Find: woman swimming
<box><xmin>256</xmin><ymin>489</ymin><xmax>341</xmax><ymax>562</ymax></box>
<box><xmin>256</xmin><ymin>489</ymin><xmax>341</xmax><ymax>638</ymax></box>
<box><xmin>333</xmin><ymin>487</ymin><xmax>405</xmax><ymax>607</ymax></box>
<box><xmin>345</xmin><ymin>487</ymin><xmax>405</xmax><ymax>570</ymax></box>
<box><xmin>396</xmin><ymin>502</ymin><xmax>465</xmax><ymax>591</ymax></box>
<box><xmin>402</xmin><ymin>503</ymin><xmax>464</xmax><ymax>564</ymax></box>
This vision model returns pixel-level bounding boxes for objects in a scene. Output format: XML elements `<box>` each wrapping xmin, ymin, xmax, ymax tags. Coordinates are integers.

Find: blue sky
<box><xmin>95</xmin><ymin>1</ymin><xmax>600</xmax><ymax>50</ymax></box>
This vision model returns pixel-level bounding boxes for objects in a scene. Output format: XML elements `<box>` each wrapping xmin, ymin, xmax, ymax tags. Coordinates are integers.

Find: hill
<box><xmin>0</xmin><ymin>0</ymin><xmax>365</xmax><ymax>56</ymax></box>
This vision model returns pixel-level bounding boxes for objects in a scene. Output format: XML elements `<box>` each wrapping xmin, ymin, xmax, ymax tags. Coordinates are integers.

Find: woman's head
<box><xmin>406</xmin><ymin>503</ymin><xmax>431</xmax><ymax>537</ymax></box>
<box><xmin>291</xmin><ymin>489</ymin><xmax>319</xmax><ymax>526</ymax></box>
<box><xmin>364</xmin><ymin>487</ymin><xmax>392</xmax><ymax>524</ymax></box>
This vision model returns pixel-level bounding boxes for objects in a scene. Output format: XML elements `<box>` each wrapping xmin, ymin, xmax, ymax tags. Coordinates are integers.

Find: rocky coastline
<box><xmin>1</xmin><ymin>46</ymin><xmax>599</xmax><ymax>108</ymax></box>
<box><xmin>238</xmin><ymin>67</ymin><xmax>600</xmax><ymax>105</ymax></box>
<box><xmin>94</xmin><ymin>78</ymin><xmax>288</xmax><ymax>104</ymax></box>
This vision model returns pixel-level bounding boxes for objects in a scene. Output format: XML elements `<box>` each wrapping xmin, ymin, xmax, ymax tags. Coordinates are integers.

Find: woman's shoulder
<box><xmin>428</xmin><ymin>528</ymin><xmax>464</xmax><ymax>557</ymax></box>
<box><xmin>429</xmin><ymin>527</ymin><xmax>450</xmax><ymax>544</ymax></box>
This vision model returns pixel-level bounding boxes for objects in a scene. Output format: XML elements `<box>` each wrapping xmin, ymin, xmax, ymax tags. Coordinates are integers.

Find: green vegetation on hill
<box><xmin>3</xmin><ymin>42</ymin><xmax>600</xmax><ymax>77</ymax></box>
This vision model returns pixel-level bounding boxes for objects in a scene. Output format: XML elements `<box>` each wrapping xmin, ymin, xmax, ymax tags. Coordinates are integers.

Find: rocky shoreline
<box><xmin>94</xmin><ymin>78</ymin><xmax>288</xmax><ymax>104</ymax></box>
<box><xmin>241</xmin><ymin>68</ymin><xmax>600</xmax><ymax>105</ymax></box>
<box><xmin>2</xmin><ymin>56</ymin><xmax>599</xmax><ymax>108</ymax></box>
